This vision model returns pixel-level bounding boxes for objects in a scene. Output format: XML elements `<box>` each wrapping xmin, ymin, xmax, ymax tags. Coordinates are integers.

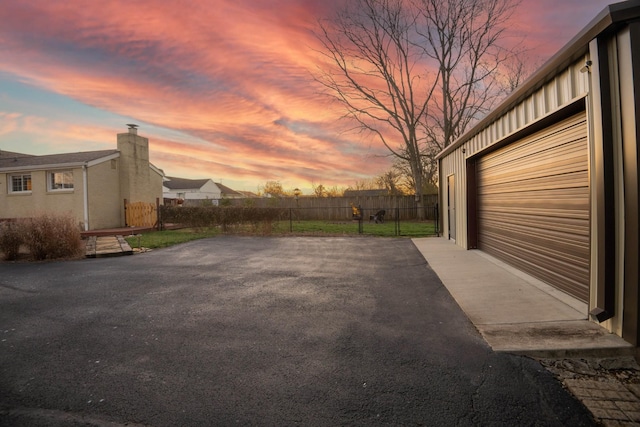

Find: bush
<box><xmin>159</xmin><ymin>206</ymin><xmax>287</xmax><ymax>234</ymax></box>
<box><xmin>22</xmin><ymin>214</ymin><xmax>83</xmax><ymax>260</ymax></box>
<box><xmin>0</xmin><ymin>221</ymin><xmax>24</xmax><ymax>261</ymax></box>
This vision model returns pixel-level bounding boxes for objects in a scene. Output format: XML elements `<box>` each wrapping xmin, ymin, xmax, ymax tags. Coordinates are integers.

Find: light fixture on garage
<box><xmin>580</xmin><ymin>60</ymin><xmax>592</xmax><ymax>73</ymax></box>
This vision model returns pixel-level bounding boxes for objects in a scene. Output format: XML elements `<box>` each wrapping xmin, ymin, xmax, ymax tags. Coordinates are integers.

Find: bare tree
<box><xmin>315</xmin><ymin>0</ymin><xmax>435</xmax><ymax>217</ymax></box>
<box><xmin>348</xmin><ymin>177</ymin><xmax>383</xmax><ymax>192</ymax></box>
<box><xmin>314</xmin><ymin>0</ymin><xmax>520</xmax><ymax>217</ymax></box>
<box><xmin>312</xmin><ymin>183</ymin><xmax>327</xmax><ymax>197</ymax></box>
<box><xmin>497</xmin><ymin>46</ymin><xmax>542</xmax><ymax>96</ymax></box>
<box><xmin>325</xmin><ymin>185</ymin><xmax>345</xmax><ymax>197</ymax></box>
<box><xmin>416</xmin><ymin>0</ymin><xmax>520</xmax><ymax>152</ymax></box>
<box><xmin>392</xmin><ymin>151</ymin><xmax>438</xmax><ymax>195</ymax></box>
<box><xmin>375</xmin><ymin>170</ymin><xmax>405</xmax><ymax>195</ymax></box>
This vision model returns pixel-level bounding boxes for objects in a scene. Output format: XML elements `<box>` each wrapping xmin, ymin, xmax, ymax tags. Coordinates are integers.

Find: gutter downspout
<box><xmin>82</xmin><ymin>164</ymin><xmax>89</xmax><ymax>231</ymax></box>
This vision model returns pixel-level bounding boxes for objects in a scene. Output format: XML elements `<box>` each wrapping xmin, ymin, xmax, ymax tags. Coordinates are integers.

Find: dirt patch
<box><xmin>540</xmin><ymin>356</ymin><xmax>640</xmax><ymax>384</ymax></box>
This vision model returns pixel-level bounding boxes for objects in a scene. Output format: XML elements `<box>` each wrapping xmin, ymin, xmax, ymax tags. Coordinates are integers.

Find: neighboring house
<box><xmin>163</xmin><ymin>177</ymin><xmax>244</xmax><ymax>204</ymax></box>
<box><xmin>437</xmin><ymin>1</ymin><xmax>640</xmax><ymax>346</ymax></box>
<box><xmin>164</xmin><ymin>177</ymin><xmax>222</xmax><ymax>202</ymax></box>
<box><xmin>0</xmin><ymin>125</ymin><xmax>164</xmax><ymax>230</ymax></box>
<box><xmin>237</xmin><ymin>190</ymin><xmax>259</xmax><ymax>198</ymax></box>
<box><xmin>217</xmin><ymin>182</ymin><xmax>244</xmax><ymax>199</ymax></box>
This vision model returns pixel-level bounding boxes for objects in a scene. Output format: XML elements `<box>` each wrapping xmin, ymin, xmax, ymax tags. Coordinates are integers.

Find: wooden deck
<box><xmin>80</xmin><ymin>224</ymin><xmax>181</xmax><ymax>237</ymax></box>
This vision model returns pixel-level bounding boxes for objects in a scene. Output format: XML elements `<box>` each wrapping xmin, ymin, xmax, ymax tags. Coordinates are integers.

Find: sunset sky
<box><xmin>0</xmin><ymin>0</ymin><xmax>616</xmax><ymax>193</ymax></box>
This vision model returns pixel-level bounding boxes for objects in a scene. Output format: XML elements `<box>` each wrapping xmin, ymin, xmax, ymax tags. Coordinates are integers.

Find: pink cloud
<box><xmin>0</xmin><ymin>0</ymin><xmax>618</xmax><ymax>191</ymax></box>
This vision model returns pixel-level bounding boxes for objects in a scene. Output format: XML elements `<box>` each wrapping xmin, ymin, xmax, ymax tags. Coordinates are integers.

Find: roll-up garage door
<box><xmin>477</xmin><ymin>112</ymin><xmax>589</xmax><ymax>302</ymax></box>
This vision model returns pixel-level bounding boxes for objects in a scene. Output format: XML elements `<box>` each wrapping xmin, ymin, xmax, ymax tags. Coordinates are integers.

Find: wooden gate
<box><xmin>125</xmin><ymin>201</ymin><xmax>158</xmax><ymax>227</ymax></box>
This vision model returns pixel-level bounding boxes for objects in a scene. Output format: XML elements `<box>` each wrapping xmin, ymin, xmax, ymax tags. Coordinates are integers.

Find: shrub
<box><xmin>0</xmin><ymin>221</ymin><xmax>24</xmax><ymax>261</ymax></box>
<box><xmin>159</xmin><ymin>205</ymin><xmax>287</xmax><ymax>233</ymax></box>
<box><xmin>22</xmin><ymin>214</ymin><xmax>83</xmax><ymax>260</ymax></box>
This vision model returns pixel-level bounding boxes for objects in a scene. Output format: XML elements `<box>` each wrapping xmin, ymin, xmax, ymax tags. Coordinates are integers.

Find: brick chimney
<box><xmin>117</xmin><ymin>124</ymin><xmax>151</xmax><ymax>204</ymax></box>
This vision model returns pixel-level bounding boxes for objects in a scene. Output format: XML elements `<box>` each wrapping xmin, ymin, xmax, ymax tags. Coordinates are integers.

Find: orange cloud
<box><xmin>0</xmin><ymin>0</ymin><xmax>615</xmax><ymax>192</ymax></box>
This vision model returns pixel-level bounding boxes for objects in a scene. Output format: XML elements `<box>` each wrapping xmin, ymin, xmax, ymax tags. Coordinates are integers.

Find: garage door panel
<box><xmin>477</xmin><ymin>112</ymin><xmax>589</xmax><ymax>302</ymax></box>
<box><xmin>479</xmin><ymin>143</ymin><xmax>588</xmax><ymax>184</ymax></box>
<box><xmin>479</xmin><ymin>156</ymin><xmax>587</xmax><ymax>186</ymax></box>
<box><xmin>480</xmin><ymin>237</ymin><xmax>589</xmax><ymax>301</ymax></box>
<box><xmin>479</xmin><ymin>188</ymin><xmax>589</xmax><ymax>214</ymax></box>
<box><xmin>480</xmin><ymin>120</ymin><xmax>587</xmax><ymax>167</ymax></box>
<box><xmin>480</xmin><ymin>214</ymin><xmax>589</xmax><ymax>243</ymax></box>
<box><xmin>480</xmin><ymin>231</ymin><xmax>590</xmax><ymax>278</ymax></box>
<box><xmin>480</xmin><ymin>220</ymin><xmax>590</xmax><ymax>260</ymax></box>
<box><xmin>479</xmin><ymin>172</ymin><xmax>589</xmax><ymax>195</ymax></box>
<box><xmin>479</xmin><ymin>138</ymin><xmax>587</xmax><ymax>171</ymax></box>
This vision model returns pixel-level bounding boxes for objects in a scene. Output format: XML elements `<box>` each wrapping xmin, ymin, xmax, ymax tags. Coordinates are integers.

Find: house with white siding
<box><xmin>163</xmin><ymin>177</ymin><xmax>244</xmax><ymax>205</ymax></box>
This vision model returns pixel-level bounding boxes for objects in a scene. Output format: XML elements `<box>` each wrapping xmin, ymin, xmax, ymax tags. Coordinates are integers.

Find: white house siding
<box><xmin>185</xmin><ymin>180</ymin><xmax>221</xmax><ymax>199</ymax></box>
<box><xmin>163</xmin><ymin>180</ymin><xmax>222</xmax><ymax>200</ymax></box>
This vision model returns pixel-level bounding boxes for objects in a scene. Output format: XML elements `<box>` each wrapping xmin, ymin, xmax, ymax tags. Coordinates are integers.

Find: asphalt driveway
<box><xmin>0</xmin><ymin>236</ymin><xmax>594</xmax><ymax>426</ymax></box>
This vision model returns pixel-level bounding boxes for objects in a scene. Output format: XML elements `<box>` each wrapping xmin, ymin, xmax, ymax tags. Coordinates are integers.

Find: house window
<box><xmin>10</xmin><ymin>174</ymin><xmax>32</xmax><ymax>193</ymax></box>
<box><xmin>48</xmin><ymin>171</ymin><xmax>74</xmax><ymax>191</ymax></box>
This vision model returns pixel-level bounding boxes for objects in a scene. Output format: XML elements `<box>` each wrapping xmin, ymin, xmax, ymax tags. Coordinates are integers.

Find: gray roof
<box><xmin>0</xmin><ymin>150</ymin><xmax>34</xmax><ymax>159</ymax></box>
<box><xmin>164</xmin><ymin>177</ymin><xmax>243</xmax><ymax>196</ymax></box>
<box><xmin>0</xmin><ymin>149</ymin><xmax>119</xmax><ymax>170</ymax></box>
<box><xmin>164</xmin><ymin>176</ymin><xmax>212</xmax><ymax>190</ymax></box>
<box><xmin>238</xmin><ymin>191</ymin><xmax>259</xmax><ymax>198</ymax></box>
<box><xmin>216</xmin><ymin>182</ymin><xmax>242</xmax><ymax>196</ymax></box>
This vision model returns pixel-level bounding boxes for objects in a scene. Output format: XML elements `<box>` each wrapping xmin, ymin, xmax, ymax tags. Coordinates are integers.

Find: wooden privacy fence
<box><xmin>125</xmin><ymin>200</ymin><xmax>158</xmax><ymax>228</ymax></box>
<box><xmin>227</xmin><ymin>195</ymin><xmax>438</xmax><ymax>221</ymax></box>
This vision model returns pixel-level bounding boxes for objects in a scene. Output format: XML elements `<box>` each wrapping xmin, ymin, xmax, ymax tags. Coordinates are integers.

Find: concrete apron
<box><xmin>412</xmin><ymin>237</ymin><xmax>634</xmax><ymax>358</ymax></box>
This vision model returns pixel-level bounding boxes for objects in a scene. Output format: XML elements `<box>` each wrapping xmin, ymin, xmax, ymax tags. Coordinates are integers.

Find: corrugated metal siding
<box><xmin>477</xmin><ymin>112</ymin><xmax>590</xmax><ymax>301</ymax></box>
<box><xmin>441</xmin><ymin>150</ymin><xmax>467</xmax><ymax>246</ymax></box>
<box><xmin>439</xmin><ymin>57</ymin><xmax>590</xmax><ymax>249</ymax></box>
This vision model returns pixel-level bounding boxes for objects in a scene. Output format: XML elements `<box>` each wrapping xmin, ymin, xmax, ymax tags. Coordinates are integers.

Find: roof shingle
<box><xmin>0</xmin><ymin>150</ymin><xmax>119</xmax><ymax>170</ymax></box>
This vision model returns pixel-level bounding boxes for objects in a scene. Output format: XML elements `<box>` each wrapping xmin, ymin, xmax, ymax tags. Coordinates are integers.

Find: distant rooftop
<box><xmin>164</xmin><ymin>176</ymin><xmax>212</xmax><ymax>190</ymax></box>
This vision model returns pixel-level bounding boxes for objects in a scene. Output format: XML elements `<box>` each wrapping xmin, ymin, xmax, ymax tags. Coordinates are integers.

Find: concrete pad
<box><xmin>412</xmin><ymin>237</ymin><xmax>633</xmax><ymax>356</ymax></box>
<box><xmin>479</xmin><ymin>320</ymin><xmax>635</xmax><ymax>357</ymax></box>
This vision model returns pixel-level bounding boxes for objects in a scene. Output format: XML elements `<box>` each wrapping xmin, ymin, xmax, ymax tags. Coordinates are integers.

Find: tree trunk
<box><xmin>412</xmin><ymin>161</ymin><xmax>425</xmax><ymax>220</ymax></box>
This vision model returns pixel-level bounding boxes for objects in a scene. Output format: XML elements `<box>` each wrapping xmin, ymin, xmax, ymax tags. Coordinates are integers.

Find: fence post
<box><xmin>358</xmin><ymin>205</ymin><xmax>363</xmax><ymax>234</ymax></box>
<box><xmin>289</xmin><ymin>208</ymin><xmax>293</xmax><ymax>232</ymax></box>
<box><xmin>395</xmin><ymin>207</ymin><xmax>400</xmax><ymax>236</ymax></box>
<box><xmin>156</xmin><ymin>197</ymin><xmax>161</xmax><ymax>230</ymax></box>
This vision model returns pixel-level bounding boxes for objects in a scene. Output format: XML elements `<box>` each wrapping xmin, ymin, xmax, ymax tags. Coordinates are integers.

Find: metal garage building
<box><xmin>437</xmin><ymin>1</ymin><xmax>640</xmax><ymax>345</ymax></box>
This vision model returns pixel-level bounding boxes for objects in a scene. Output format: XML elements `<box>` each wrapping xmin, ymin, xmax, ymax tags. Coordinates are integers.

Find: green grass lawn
<box><xmin>273</xmin><ymin>220</ymin><xmax>437</xmax><ymax>237</ymax></box>
<box><xmin>126</xmin><ymin>221</ymin><xmax>438</xmax><ymax>249</ymax></box>
<box><xmin>125</xmin><ymin>227</ymin><xmax>220</xmax><ymax>249</ymax></box>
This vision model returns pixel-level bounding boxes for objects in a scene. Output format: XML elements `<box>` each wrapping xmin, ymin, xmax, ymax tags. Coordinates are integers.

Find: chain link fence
<box><xmin>160</xmin><ymin>202</ymin><xmax>439</xmax><ymax>237</ymax></box>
